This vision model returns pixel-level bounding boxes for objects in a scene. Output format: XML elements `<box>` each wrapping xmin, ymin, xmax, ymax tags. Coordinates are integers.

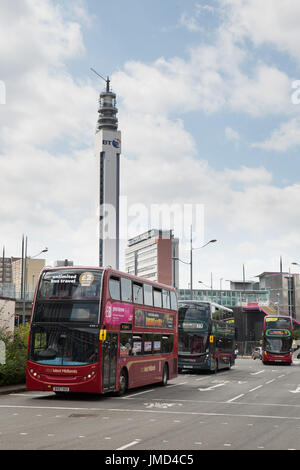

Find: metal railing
<box><xmin>0</xmin><ymin>285</ymin><xmax>34</xmax><ymax>302</ymax></box>
<box><xmin>236</xmin><ymin>341</ymin><xmax>261</xmax><ymax>357</ymax></box>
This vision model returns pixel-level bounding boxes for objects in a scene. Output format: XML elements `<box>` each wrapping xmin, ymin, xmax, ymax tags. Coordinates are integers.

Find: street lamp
<box><xmin>191</xmin><ymin>229</ymin><xmax>217</xmax><ymax>300</ymax></box>
<box><xmin>172</xmin><ymin>227</ymin><xmax>217</xmax><ymax>300</ymax></box>
<box><xmin>28</xmin><ymin>247</ymin><xmax>48</xmax><ymax>259</ymax></box>
<box><xmin>21</xmin><ymin>236</ymin><xmax>48</xmax><ymax>325</ymax></box>
<box><xmin>198</xmin><ymin>280</ymin><xmax>211</xmax><ymax>289</ymax></box>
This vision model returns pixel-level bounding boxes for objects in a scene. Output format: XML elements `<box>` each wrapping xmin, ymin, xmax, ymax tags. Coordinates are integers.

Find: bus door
<box><xmin>102</xmin><ymin>332</ymin><xmax>118</xmax><ymax>392</ymax></box>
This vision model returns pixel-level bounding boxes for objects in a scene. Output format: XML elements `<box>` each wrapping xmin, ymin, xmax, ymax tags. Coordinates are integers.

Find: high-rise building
<box><xmin>94</xmin><ymin>77</ymin><xmax>121</xmax><ymax>269</ymax></box>
<box><xmin>125</xmin><ymin>229</ymin><xmax>179</xmax><ymax>288</ymax></box>
<box><xmin>0</xmin><ymin>257</ymin><xmax>15</xmax><ymax>284</ymax></box>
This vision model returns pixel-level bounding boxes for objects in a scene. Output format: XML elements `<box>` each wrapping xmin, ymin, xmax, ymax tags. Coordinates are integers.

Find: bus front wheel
<box><xmin>117</xmin><ymin>369</ymin><xmax>128</xmax><ymax>396</ymax></box>
<box><xmin>161</xmin><ymin>364</ymin><xmax>169</xmax><ymax>386</ymax></box>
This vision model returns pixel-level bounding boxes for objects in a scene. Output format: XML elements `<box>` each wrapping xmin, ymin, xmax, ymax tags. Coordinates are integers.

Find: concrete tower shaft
<box><xmin>94</xmin><ymin>75</ymin><xmax>121</xmax><ymax>269</ymax></box>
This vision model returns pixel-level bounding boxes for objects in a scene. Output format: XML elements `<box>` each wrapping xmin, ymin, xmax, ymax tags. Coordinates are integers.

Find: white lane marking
<box><xmin>265</xmin><ymin>379</ymin><xmax>275</xmax><ymax>384</ymax></box>
<box><xmin>2</xmin><ymin>404</ymin><xmax>300</xmax><ymax>421</ymax></box>
<box><xmin>249</xmin><ymin>385</ymin><xmax>263</xmax><ymax>393</ymax></box>
<box><xmin>123</xmin><ymin>389</ymin><xmax>155</xmax><ymax>398</ymax></box>
<box><xmin>166</xmin><ymin>382</ymin><xmax>187</xmax><ymax>388</ymax></box>
<box><xmin>116</xmin><ymin>439</ymin><xmax>141</xmax><ymax>450</ymax></box>
<box><xmin>199</xmin><ymin>383</ymin><xmax>226</xmax><ymax>392</ymax></box>
<box><xmin>227</xmin><ymin>394</ymin><xmax>245</xmax><ymax>403</ymax></box>
<box><xmin>250</xmin><ymin>371</ymin><xmax>265</xmax><ymax>376</ymax></box>
<box><xmin>290</xmin><ymin>385</ymin><xmax>300</xmax><ymax>394</ymax></box>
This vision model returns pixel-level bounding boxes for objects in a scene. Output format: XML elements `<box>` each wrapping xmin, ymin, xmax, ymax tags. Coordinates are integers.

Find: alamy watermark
<box><xmin>0</xmin><ymin>81</ymin><xmax>6</xmax><ymax>105</ymax></box>
<box><xmin>97</xmin><ymin>198</ymin><xmax>205</xmax><ymax>247</ymax></box>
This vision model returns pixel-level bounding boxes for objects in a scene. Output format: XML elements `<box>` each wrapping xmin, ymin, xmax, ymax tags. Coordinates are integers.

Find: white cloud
<box><xmin>220</xmin><ymin>0</ymin><xmax>300</xmax><ymax>65</ymax></box>
<box><xmin>225</xmin><ymin>126</ymin><xmax>240</xmax><ymax>146</ymax></box>
<box><xmin>2</xmin><ymin>0</ymin><xmax>300</xmax><ymax>286</ymax></box>
<box><xmin>179</xmin><ymin>12</ymin><xmax>203</xmax><ymax>32</ymax></box>
<box><xmin>0</xmin><ymin>0</ymin><xmax>99</xmax><ymax>264</ymax></box>
<box><xmin>253</xmin><ymin>117</ymin><xmax>300</xmax><ymax>152</ymax></box>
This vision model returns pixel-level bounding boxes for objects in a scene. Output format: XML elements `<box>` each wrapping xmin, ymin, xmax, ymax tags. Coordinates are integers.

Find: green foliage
<box><xmin>0</xmin><ymin>324</ymin><xmax>29</xmax><ymax>386</ymax></box>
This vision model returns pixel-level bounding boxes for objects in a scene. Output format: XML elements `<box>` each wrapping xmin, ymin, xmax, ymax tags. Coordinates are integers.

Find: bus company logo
<box><xmin>79</xmin><ymin>272</ymin><xmax>94</xmax><ymax>287</ymax></box>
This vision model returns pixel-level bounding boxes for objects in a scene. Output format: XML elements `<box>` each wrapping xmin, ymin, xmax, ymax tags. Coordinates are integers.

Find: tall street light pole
<box><xmin>191</xmin><ymin>227</ymin><xmax>217</xmax><ymax>300</ymax></box>
<box><xmin>21</xmin><ymin>238</ymin><xmax>48</xmax><ymax>325</ymax></box>
<box><xmin>174</xmin><ymin>229</ymin><xmax>217</xmax><ymax>301</ymax></box>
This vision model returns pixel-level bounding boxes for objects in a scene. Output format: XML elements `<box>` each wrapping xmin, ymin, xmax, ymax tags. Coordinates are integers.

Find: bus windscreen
<box><xmin>37</xmin><ymin>270</ymin><xmax>103</xmax><ymax>299</ymax></box>
<box><xmin>178</xmin><ymin>304</ymin><xmax>211</xmax><ymax>355</ymax></box>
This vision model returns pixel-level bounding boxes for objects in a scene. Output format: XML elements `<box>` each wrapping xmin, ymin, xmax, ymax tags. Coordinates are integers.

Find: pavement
<box><xmin>0</xmin><ymin>383</ymin><xmax>27</xmax><ymax>395</ymax></box>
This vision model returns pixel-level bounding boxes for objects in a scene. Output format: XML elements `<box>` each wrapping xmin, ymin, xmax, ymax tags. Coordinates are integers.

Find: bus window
<box><xmin>120</xmin><ymin>332</ymin><xmax>132</xmax><ymax>357</ymax></box>
<box><xmin>144</xmin><ymin>284</ymin><xmax>153</xmax><ymax>306</ymax></box>
<box><xmin>109</xmin><ymin>277</ymin><xmax>121</xmax><ymax>300</ymax></box>
<box><xmin>170</xmin><ymin>291</ymin><xmax>177</xmax><ymax>311</ymax></box>
<box><xmin>144</xmin><ymin>334</ymin><xmax>153</xmax><ymax>354</ymax></box>
<box><xmin>162</xmin><ymin>290</ymin><xmax>170</xmax><ymax>309</ymax></box>
<box><xmin>133</xmin><ymin>283</ymin><xmax>143</xmax><ymax>304</ymax></box>
<box><xmin>121</xmin><ymin>277</ymin><xmax>132</xmax><ymax>302</ymax></box>
<box><xmin>153</xmin><ymin>288</ymin><xmax>162</xmax><ymax>308</ymax></box>
<box><xmin>153</xmin><ymin>334</ymin><xmax>161</xmax><ymax>354</ymax></box>
<box><xmin>132</xmin><ymin>335</ymin><xmax>143</xmax><ymax>355</ymax></box>
<box><xmin>162</xmin><ymin>335</ymin><xmax>173</xmax><ymax>353</ymax></box>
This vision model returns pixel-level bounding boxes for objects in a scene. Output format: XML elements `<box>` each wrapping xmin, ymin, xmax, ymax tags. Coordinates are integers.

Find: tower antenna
<box><xmin>90</xmin><ymin>68</ymin><xmax>110</xmax><ymax>92</ymax></box>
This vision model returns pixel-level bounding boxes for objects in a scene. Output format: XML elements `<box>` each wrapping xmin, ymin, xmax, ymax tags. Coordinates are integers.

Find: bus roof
<box><xmin>178</xmin><ymin>299</ymin><xmax>233</xmax><ymax>313</ymax></box>
<box><xmin>39</xmin><ymin>266</ymin><xmax>177</xmax><ymax>292</ymax></box>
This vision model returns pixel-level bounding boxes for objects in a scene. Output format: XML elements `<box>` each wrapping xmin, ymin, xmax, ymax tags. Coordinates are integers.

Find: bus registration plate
<box><xmin>53</xmin><ymin>387</ymin><xmax>69</xmax><ymax>392</ymax></box>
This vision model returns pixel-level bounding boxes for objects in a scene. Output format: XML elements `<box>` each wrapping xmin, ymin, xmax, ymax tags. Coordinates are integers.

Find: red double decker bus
<box><xmin>26</xmin><ymin>267</ymin><xmax>178</xmax><ymax>395</ymax></box>
<box><xmin>262</xmin><ymin>316</ymin><xmax>294</xmax><ymax>365</ymax></box>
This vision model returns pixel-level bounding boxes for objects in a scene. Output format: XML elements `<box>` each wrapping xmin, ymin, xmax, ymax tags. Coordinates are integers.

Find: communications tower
<box><xmin>94</xmin><ymin>71</ymin><xmax>121</xmax><ymax>269</ymax></box>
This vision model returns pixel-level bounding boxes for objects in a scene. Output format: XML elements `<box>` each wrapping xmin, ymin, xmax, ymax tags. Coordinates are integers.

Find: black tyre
<box><xmin>117</xmin><ymin>369</ymin><xmax>128</xmax><ymax>396</ymax></box>
<box><xmin>161</xmin><ymin>364</ymin><xmax>169</xmax><ymax>386</ymax></box>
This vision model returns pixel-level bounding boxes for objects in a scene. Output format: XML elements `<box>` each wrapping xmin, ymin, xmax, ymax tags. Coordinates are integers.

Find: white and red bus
<box><xmin>262</xmin><ymin>315</ymin><xmax>294</xmax><ymax>365</ymax></box>
<box><xmin>26</xmin><ymin>267</ymin><xmax>178</xmax><ymax>395</ymax></box>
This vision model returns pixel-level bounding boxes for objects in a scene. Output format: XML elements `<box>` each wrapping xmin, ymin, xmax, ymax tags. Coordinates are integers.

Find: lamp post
<box><xmin>198</xmin><ymin>280</ymin><xmax>211</xmax><ymax>289</ymax></box>
<box><xmin>173</xmin><ymin>228</ymin><xmax>217</xmax><ymax>300</ymax></box>
<box><xmin>21</xmin><ymin>236</ymin><xmax>48</xmax><ymax>325</ymax></box>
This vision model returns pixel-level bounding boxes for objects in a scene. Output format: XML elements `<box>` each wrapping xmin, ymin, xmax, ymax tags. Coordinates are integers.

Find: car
<box><xmin>252</xmin><ymin>346</ymin><xmax>262</xmax><ymax>360</ymax></box>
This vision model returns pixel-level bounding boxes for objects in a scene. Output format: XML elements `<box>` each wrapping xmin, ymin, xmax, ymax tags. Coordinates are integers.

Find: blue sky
<box><xmin>77</xmin><ymin>0</ymin><xmax>300</xmax><ymax>186</ymax></box>
<box><xmin>1</xmin><ymin>0</ymin><xmax>300</xmax><ymax>288</ymax></box>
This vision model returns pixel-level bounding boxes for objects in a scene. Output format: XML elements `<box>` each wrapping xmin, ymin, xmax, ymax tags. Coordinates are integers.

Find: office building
<box><xmin>258</xmin><ymin>271</ymin><xmax>300</xmax><ymax>320</ymax></box>
<box><xmin>125</xmin><ymin>229</ymin><xmax>179</xmax><ymax>287</ymax></box>
<box><xmin>12</xmin><ymin>258</ymin><xmax>45</xmax><ymax>299</ymax></box>
<box><xmin>94</xmin><ymin>76</ymin><xmax>121</xmax><ymax>269</ymax></box>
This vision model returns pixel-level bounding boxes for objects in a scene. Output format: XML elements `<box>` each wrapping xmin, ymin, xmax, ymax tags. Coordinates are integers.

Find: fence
<box><xmin>236</xmin><ymin>341</ymin><xmax>261</xmax><ymax>357</ymax></box>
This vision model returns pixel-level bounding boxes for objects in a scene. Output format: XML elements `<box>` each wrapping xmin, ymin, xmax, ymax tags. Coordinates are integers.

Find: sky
<box><xmin>2</xmin><ymin>0</ymin><xmax>300</xmax><ymax>289</ymax></box>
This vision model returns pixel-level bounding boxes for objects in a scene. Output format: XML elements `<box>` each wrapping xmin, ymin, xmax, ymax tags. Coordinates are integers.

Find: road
<box><xmin>1</xmin><ymin>358</ymin><xmax>300</xmax><ymax>451</ymax></box>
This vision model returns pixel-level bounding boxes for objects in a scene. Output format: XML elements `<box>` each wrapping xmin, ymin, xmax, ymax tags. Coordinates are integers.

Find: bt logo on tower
<box><xmin>103</xmin><ymin>138</ymin><xmax>121</xmax><ymax>149</ymax></box>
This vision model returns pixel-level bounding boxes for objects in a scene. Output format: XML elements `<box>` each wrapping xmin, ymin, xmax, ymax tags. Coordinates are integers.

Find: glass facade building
<box><xmin>178</xmin><ymin>289</ymin><xmax>270</xmax><ymax>308</ymax></box>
